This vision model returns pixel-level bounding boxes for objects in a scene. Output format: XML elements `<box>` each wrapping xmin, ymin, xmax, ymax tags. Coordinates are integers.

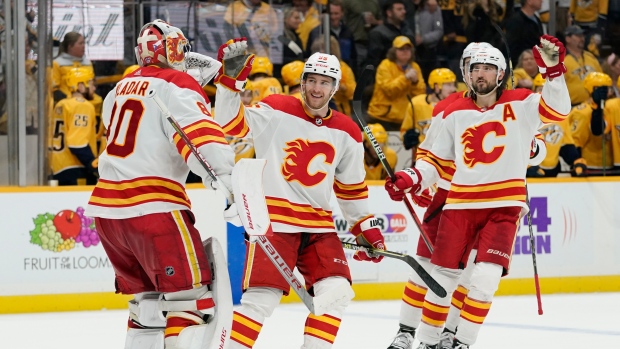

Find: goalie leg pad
<box><xmin>124</xmin><ymin>328</ymin><xmax>164</xmax><ymax>349</ymax></box>
<box><xmin>128</xmin><ymin>292</ymin><xmax>166</xmax><ymax>328</ymax></box>
<box><xmin>302</xmin><ymin>277</ymin><xmax>351</xmax><ymax>349</ymax></box>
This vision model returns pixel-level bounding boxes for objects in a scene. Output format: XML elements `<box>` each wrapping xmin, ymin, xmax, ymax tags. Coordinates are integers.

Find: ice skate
<box><xmin>439</xmin><ymin>328</ymin><xmax>455</xmax><ymax>349</ymax></box>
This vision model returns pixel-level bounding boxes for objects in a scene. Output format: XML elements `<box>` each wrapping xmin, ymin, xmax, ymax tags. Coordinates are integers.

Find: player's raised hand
<box><xmin>215</xmin><ymin>37</ymin><xmax>255</xmax><ymax>92</ymax></box>
<box><xmin>351</xmin><ymin>217</ymin><xmax>386</xmax><ymax>263</ymax></box>
<box><xmin>384</xmin><ymin>168</ymin><xmax>422</xmax><ymax>202</ymax></box>
<box><xmin>533</xmin><ymin>34</ymin><xmax>567</xmax><ymax>79</ymax></box>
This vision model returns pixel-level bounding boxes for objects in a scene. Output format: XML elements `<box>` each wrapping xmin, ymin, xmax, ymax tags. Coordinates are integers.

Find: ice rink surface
<box><xmin>4</xmin><ymin>292</ymin><xmax>619</xmax><ymax>349</ymax></box>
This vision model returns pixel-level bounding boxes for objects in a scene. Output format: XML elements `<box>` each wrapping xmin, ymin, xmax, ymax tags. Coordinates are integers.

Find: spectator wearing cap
<box><xmin>505</xmin><ymin>0</ymin><xmax>544</xmax><ymax>65</ymax></box>
<box><xmin>602</xmin><ymin>53</ymin><xmax>620</xmax><ymax>97</ymax></box>
<box><xmin>367</xmin><ymin>36</ymin><xmax>426</xmax><ymax>131</ymax></box>
<box><xmin>564</xmin><ymin>25</ymin><xmax>603</xmax><ymax>106</ymax></box>
<box><xmin>366</xmin><ymin>0</ymin><xmax>415</xmax><ymax>69</ymax></box>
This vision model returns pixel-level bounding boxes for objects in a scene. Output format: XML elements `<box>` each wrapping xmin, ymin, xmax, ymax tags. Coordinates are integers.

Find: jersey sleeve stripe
<box><xmin>222</xmin><ymin>104</ymin><xmax>250</xmax><ymax>138</ymax></box>
<box><xmin>333</xmin><ymin>180</ymin><xmax>369</xmax><ymax>200</ymax></box>
<box><xmin>89</xmin><ymin>177</ymin><xmax>190</xmax><ymax>209</ymax></box>
<box><xmin>421</xmin><ymin>152</ymin><xmax>456</xmax><ymax>182</ymax></box>
<box><xmin>539</xmin><ymin>97</ymin><xmax>568</xmax><ymax>123</ymax></box>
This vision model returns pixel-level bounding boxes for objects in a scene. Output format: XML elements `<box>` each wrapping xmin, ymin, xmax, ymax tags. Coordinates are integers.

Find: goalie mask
<box><xmin>135</xmin><ymin>19</ymin><xmax>190</xmax><ymax>73</ymax></box>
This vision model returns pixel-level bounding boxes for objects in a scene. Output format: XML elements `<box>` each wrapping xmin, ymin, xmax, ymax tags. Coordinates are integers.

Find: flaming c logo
<box><xmin>166</xmin><ymin>36</ymin><xmax>187</xmax><ymax>64</ymax></box>
<box><xmin>461</xmin><ymin>121</ymin><xmax>506</xmax><ymax>168</ymax></box>
<box><xmin>281</xmin><ymin>139</ymin><xmax>335</xmax><ymax>187</ymax></box>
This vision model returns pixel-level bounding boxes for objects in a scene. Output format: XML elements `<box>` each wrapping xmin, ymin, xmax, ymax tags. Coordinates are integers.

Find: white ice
<box><xmin>3</xmin><ymin>293</ymin><xmax>619</xmax><ymax>348</ymax></box>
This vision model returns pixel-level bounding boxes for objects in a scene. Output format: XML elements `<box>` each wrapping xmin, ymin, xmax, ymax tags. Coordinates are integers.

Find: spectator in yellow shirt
<box><xmin>563</xmin><ymin>25</ymin><xmax>603</xmax><ymax>106</ymax></box>
<box><xmin>367</xmin><ymin>36</ymin><xmax>426</xmax><ymax>131</ymax></box>
<box><xmin>363</xmin><ymin>123</ymin><xmax>398</xmax><ymax>180</ymax></box>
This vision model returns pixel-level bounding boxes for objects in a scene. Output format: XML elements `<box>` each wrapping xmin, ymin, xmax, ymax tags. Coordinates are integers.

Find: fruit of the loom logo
<box><xmin>29</xmin><ymin>206</ymin><xmax>100</xmax><ymax>252</ymax></box>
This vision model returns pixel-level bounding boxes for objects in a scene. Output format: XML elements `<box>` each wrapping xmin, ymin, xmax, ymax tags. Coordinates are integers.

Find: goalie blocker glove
<box><xmin>533</xmin><ymin>34</ymin><xmax>567</xmax><ymax>79</ymax></box>
<box><xmin>214</xmin><ymin>37</ymin><xmax>255</xmax><ymax>92</ymax></box>
<box><xmin>350</xmin><ymin>216</ymin><xmax>386</xmax><ymax>263</ymax></box>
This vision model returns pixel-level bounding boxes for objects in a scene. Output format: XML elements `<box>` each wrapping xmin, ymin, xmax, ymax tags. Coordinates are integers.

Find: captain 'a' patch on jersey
<box><xmin>50</xmin><ymin>97</ymin><xmax>97</xmax><ymax>174</ymax></box>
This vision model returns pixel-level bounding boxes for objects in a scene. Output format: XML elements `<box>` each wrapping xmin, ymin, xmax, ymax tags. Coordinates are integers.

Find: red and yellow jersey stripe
<box><xmin>266</xmin><ymin>196</ymin><xmax>334</xmax><ymax>230</ymax></box>
<box><xmin>88</xmin><ymin>177</ymin><xmax>190</xmax><ymax>209</ymax></box>
<box><xmin>421</xmin><ymin>151</ymin><xmax>456</xmax><ymax>183</ymax></box>
<box><xmin>333</xmin><ymin>179</ymin><xmax>368</xmax><ymax>201</ymax></box>
<box><xmin>539</xmin><ymin>96</ymin><xmax>568</xmax><ymax>124</ymax></box>
<box><xmin>221</xmin><ymin>103</ymin><xmax>249</xmax><ymax>138</ymax></box>
<box><xmin>447</xmin><ymin>179</ymin><xmax>526</xmax><ymax>205</ymax></box>
<box><xmin>173</xmin><ymin>119</ymin><xmax>228</xmax><ymax>161</ymax></box>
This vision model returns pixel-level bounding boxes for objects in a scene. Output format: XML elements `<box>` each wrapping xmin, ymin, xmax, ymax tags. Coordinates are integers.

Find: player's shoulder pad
<box><xmin>442</xmin><ymin>96</ymin><xmax>475</xmax><ymax>119</ymax></box>
<box><xmin>138</xmin><ymin>66</ymin><xmax>208</xmax><ymax>100</ymax></box>
<box><xmin>261</xmin><ymin>93</ymin><xmax>297</xmax><ymax>110</ymax></box>
<box><xmin>499</xmin><ymin>88</ymin><xmax>533</xmax><ymax>103</ymax></box>
<box><xmin>433</xmin><ymin>91</ymin><xmax>464</xmax><ymax>117</ymax></box>
<box><xmin>329</xmin><ymin>109</ymin><xmax>363</xmax><ymax>143</ymax></box>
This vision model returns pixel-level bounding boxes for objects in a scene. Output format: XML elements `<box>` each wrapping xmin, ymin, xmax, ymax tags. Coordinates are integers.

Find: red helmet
<box><xmin>135</xmin><ymin>19</ymin><xmax>190</xmax><ymax>72</ymax></box>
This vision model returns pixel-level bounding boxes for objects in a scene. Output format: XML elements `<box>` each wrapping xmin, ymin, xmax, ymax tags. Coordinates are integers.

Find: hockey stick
<box><xmin>492</xmin><ymin>24</ymin><xmax>544</xmax><ymax>315</ymax></box>
<box><xmin>525</xmin><ymin>186</ymin><xmax>543</xmax><ymax>315</ymax></box>
<box><xmin>351</xmin><ymin>65</ymin><xmax>434</xmax><ymax>254</ymax></box>
<box><xmin>341</xmin><ymin>241</ymin><xmax>446</xmax><ymax>297</ymax></box>
<box><xmin>232</xmin><ymin>159</ymin><xmax>355</xmax><ymax>316</ymax></box>
<box><xmin>147</xmin><ymin>91</ymin><xmax>351</xmax><ymax>315</ymax></box>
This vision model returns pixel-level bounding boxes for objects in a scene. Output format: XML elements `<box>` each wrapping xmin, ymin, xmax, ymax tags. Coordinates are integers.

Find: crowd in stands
<box><xmin>2</xmin><ymin>0</ymin><xmax>619</xmax><ymax>186</ymax></box>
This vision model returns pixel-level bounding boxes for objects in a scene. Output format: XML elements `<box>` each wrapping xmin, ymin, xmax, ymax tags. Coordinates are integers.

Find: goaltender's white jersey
<box><xmin>215</xmin><ymin>87</ymin><xmax>370</xmax><ymax>233</ymax></box>
<box><xmin>417</xmin><ymin>76</ymin><xmax>571</xmax><ymax>213</ymax></box>
<box><xmin>86</xmin><ymin>66</ymin><xmax>235</xmax><ymax>219</ymax></box>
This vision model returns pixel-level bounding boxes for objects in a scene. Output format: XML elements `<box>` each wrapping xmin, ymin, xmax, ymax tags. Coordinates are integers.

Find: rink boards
<box><xmin>0</xmin><ymin>177</ymin><xmax>619</xmax><ymax>313</ymax></box>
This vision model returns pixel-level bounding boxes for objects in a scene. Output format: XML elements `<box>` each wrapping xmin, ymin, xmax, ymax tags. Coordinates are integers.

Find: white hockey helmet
<box><xmin>135</xmin><ymin>19</ymin><xmax>190</xmax><ymax>73</ymax></box>
<box><xmin>460</xmin><ymin>42</ymin><xmax>492</xmax><ymax>77</ymax></box>
<box><xmin>469</xmin><ymin>47</ymin><xmax>507</xmax><ymax>73</ymax></box>
<box><xmin>303</xmin><ymin>52</ymin><xmax>342</xmax><ymax>90</ymax></box>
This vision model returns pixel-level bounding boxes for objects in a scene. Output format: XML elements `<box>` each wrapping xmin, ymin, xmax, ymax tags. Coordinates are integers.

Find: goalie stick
<box><xmin>146</xmin><ymin>91</ymin><xmax>351</xmax><ymax>315</ymax></box>
<box><xmin>341</xmin><ymin>241</ymin><xmax>446</xmax><ymax>297</ymax></box>
<box><xmin>351</xmin><ymin>65</ymin><xmax>434</xmax><ymax>253</ymax></box>
<box><xmin>232</xmin><ymin>159</ymin><xmax>355</xmax><ymax>316</ymax></box>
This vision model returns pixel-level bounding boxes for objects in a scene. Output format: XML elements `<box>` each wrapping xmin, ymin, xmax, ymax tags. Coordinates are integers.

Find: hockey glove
<box><xmin>571</xmin><ymin>158</ymin><xmax>587</xmax><ymax>177</ymax></box>
<box><xmin>403</xmin><ymin>128</ymin><xmax>421</xmax><ymax>150</ymax></box>
<box><xmin>384</xmin><ymin>168</ymin><xmax>422</xmax><ymax>202</ymax></box>
<box><xmin>351</xmin><ymin>216</ymin><xmax>385</xmax><ymax>263</ymax></box>
<box><xmin>411</xmin><ymin>188</ymin><xmax>432</xmax><ymax>208</ymax></box>
<box><xmin>591</xmin><ymin>86</ymin><xmax>608</xmax><ymax>109</ymax></box>
<box><xmin>214</xmin><ymin>38</ymin><xmax>255</xmax><ymax>92</ymax></box>
<box><xmin>186</xmin><ymin>52</ymin><xmax>222</xmax><ymax>87</ymax></box>
<box><xmin>533</xmin><ymin>34</ymin><xmax>567</xmax><ymax>79</ymax></box>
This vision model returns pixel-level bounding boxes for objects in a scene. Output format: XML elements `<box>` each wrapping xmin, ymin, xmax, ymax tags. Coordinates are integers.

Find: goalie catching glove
<box><xmin>350</xmin><ymin>216</ymin><xmax>385</xmax><ymax>263</ymax></box>
<box><xmin>214</xmin><ymin>37</ymin><xmax>255</xmax><ymax>92</ymax></box>
<box><xmin>533</xmin><ymin>34</ymin><xmax>566</xmax><ymax>79</ymax></box>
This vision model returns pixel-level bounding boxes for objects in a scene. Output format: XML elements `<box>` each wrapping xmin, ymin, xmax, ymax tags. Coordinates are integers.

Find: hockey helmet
<box><xmin>469</xmin><ymin>47</ymin><xmax>507</xmax><ymax>73</ymax></box>
<box><xmin>64</xmin><ymin>67</ymin><xmax>95</xmax><ymax>93</ymax></box>
<box><xmin>460</xmin><ymin>42</ymin><xmax>492</xmax><ymax>76</ymax></box>
<box><xmin>281</xmin><ymin>60</ymin><xmax>304</xmax><ymax>87</ymax></box>
<box><xmin>122</xmin><ymin>65</ymin><xmax>140</xmax><ymax>78</ymax></box>
<box><xmin>428</xmin><ymin>68</ymin><xmax>457</xmax><ymax>88</ymax></box>
<box><xmin>583</xmin><ymin>72</ymin><xmax>612</xmax><ymax>94</ymax></box>
<box><xmin>303</xmin><ymin>52</ymin><xmax>342</xmax><ymax>90</ymax></box>
<box><xmin>365</xmin><ymin>123</ymin><xmax>388</xmax><ymax>144</ymax></box>
<box><xmin>532</xmin><ymin>73</ymin><xmax>546</xmax><ymax>89</ymax></box>
<box><xmin>251</xmin><ymin>56</ymin><xmax>274</xmax><ymax>77</ymax></box>
<box><xmin>135</xmin><ymin>19</ymin><xmax>190</xmax><ymax>73</ymax></box>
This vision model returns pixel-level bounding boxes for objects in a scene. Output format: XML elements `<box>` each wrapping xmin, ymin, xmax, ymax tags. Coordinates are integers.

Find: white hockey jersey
<box><xmin>215</xmin><ymin>87</ymin><xmax>370</xmax><ymax>233</ymax></box>
<box><xmin>417</xmin><ymin>76</ymin><xmax>571</xmax><ymax>212</ymax></box>
<box><xmin>85</xmin><ymin>66</ymin><xmax>235</xmax><ymax>219</ymax></box>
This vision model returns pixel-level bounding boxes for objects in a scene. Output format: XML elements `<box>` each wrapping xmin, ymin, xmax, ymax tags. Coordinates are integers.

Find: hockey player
<box><xmin>248</xmin><ymin>56</ymin><xmax>283</xmax><ymax>104</ymax></box>
<box><xmin>400</xmin><ymin>68</ymin><xmax>457</xmax><ymax>154</ymax></box>
<box><xmin>214</xmin><ymin>40</ymin><xmax>385</xmax><ymax>349</ymax></box>
<box><xmin>570</xmin><ymin>72</ymin><xmax>614</xmax><ymax>174</ymax></box>
<box><xmin>603</xmin><ymin>76</ymin><xmax>620</xmax><ymax>171</ymax></box>
<box><xmin>364</xmin><ymin>123</ymin><xmax>398</xmax><ymax>180</ymax></box>
<box><xmin>281</xmin><ymin>60</ymin><xmax>304</xmax><ymax>100</ymax></box>
<box><xmin>385</xmin><ymin>35</ymin><xmax>571</xmax><ymax>349</ymax></box>
<box><xmin>50</xmin><ymin>67</ymin><xmax>99</xmax><ymax>186</ymax></box>
<box><xmin>85</xmin><ymin>20</ymin><xmax>237</xmax><ymax>349</ymax></box>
